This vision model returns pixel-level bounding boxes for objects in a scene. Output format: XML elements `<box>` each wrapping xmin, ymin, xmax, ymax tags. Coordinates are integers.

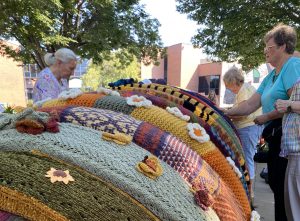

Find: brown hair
<box><xmin>264</xmin><ymin>23</ymin><xmax>297</xmax><ymax>54</ymax></box>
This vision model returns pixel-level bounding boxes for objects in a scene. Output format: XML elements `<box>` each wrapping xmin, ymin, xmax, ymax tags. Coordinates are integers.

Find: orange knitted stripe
<box><xmin>202</xmin><ymin>149</ymin><xmax>251</xmax><ymax>220</ymax></box>
<box><xmin>66</xmin><ymin>93</ymin><xmax>106</xmax><ymax>107</ymax></box>
<box><xmin>0</xmin><ymin>186</ymin><xmax>69</xmax><ymax>221</ymax></box>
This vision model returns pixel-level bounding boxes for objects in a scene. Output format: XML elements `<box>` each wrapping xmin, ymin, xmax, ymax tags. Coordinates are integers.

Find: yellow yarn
<box><xmin>102</xmin><ymin>132</ymin><xmax>132</xmax><ymax>145</ymax></box>
<box><xmin>42</xmin><ymin>99</ymin><xmax>68</xmax><ymax>107</ymax></box>
<box><xmin>136</xmin><ymin>156</ymin><xmax>163</xmax><ymax>180</ymax></box>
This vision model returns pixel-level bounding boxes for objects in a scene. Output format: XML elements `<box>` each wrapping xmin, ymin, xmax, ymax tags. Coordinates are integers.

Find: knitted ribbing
<box><xmin>93</xmin><ymin>95</ymin><xmax>135</xmax><ymax>115</ymax></box>
<box><xmin>41</xmin><ymin>106</ymin><xmax>246</xmax><ymax>220</ymax></box>
<box><xmin>65</xmin><ymin>93</ymin><xmax>105</xmax><ymax>107</ymax></box>
<box><xmin>0</xmin><ymin>186</ymin><xmax>68</xmax><ymax>221</ymax></box>
<box><xmin>130</xmin><ymin>106</ymin><xmax>251</xmax><ymax>219</ymax></box>
<box><xmin>0</xmin><ymin>124</ymin><xmax>220</xmax><ymax>221</ymax></box>
<box><xmin>0</xmin><ymin>151</ymin><xmax>159</xmax><ymax>221</ymax></box>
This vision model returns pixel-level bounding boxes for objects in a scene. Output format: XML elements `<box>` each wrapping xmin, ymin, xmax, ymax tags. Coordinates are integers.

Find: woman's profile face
<box><xmin>264</xmin><ymin>38</ymin><xmax>282</xmax><ymax>67</ymax></box>
<box><xmin>59</xmin><ymin>60</ymin><xmax>77</xmax><ymax>79</ymax></box>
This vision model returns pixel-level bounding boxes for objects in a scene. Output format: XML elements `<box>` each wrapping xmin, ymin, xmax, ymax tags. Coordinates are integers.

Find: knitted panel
<box><xmin>130</xmin><ymin>106</ymin><xmax>251</xmax><ymax>219</ymax></box>
<box><xmin>65</xmin><ymin>93</ymin><xmax>105</xmax><ymax>107</ymax></box>
<box><xmin>41</xmin><ymin>106</ymin><xmax>245</xmax><ymax>220</ymax></box>
<box><xmin>93</xmin><ymin>95</ymin><xmax>135</xmax><ymax>115</ymax></box>
<box><xmin>0</xmin><ymin>124</ymin><xmax>219</xmax><ymax>221</ymax></box>
<box><xmin>0</xmin><ymin>151</ymin><xmax>159</xmax><ymax>221</ymax></box>
<box><xmin>0</xmin><ymin>186</ymin><xmax>67</xmax><ymax>221</ymax></box>
<box><xmin>60</xmin><ymin>106</ymin><xmax>141</xmax><ymax>136</ymax></box>
<box><xmin>134</xmin><ymin>123</ymin><xmax>247</xmax><ymax>221</ymax></box>
<box><xmin>112</xmin><ymin>83</ymin><xmax>249</xmax><ymax>188</ymax></box>
<box><xmin>42</xmin><ymin>99</ymin><xmax>68</xmax><ymax>107</ymax></box>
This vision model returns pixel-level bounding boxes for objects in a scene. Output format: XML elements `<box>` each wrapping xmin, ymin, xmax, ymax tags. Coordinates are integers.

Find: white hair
<box><xmin>44</xmin><ymin>48</ymin><xmax>77</xmax><ymax>66</ymax></box>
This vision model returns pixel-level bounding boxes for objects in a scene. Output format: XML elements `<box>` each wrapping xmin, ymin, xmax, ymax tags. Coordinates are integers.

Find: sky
<box><xmin>140</xmin><ymin>0</ymin><xmax>199</xmax><ymax>47</ymax></box>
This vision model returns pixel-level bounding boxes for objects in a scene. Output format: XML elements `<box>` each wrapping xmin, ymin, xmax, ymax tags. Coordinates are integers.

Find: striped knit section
<box><xmin>65</xmin><ymin>93</ymin><xmax>105</xmax><ymax>107</ymax></box>
<box><xmin>93</xmin><ymin>95</ymin><xmax>135</xmax><ymax>115</ymax></box>
<box><xmin>0</xmin><ymin>151</ymin><xmax>159</xmax><ymax>221</ymax></box>
<box><xmin>130</xmin><ymin>106</ymin><xmax>251</xmax><ymax>219</ymax></box>
<box><xmin>0</xmin><ymin>124</ymin><xmax>220</xmax><ymax>221</ymax></box>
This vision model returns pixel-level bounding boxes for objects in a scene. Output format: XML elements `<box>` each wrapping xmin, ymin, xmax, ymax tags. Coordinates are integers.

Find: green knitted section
<box><xmin>93</xmin><ymin>95</ymin><xmax>135</xmax><ymax>115</ymax></box>
<box><xmin>0</xmin><ymin>124</ymin><xmax>220</xmax><ymax>221</ymax></box>
<box><xmin>0</xmin><ymin>151</ymin><xmax>158</xmax><ymax>221</ymax></box>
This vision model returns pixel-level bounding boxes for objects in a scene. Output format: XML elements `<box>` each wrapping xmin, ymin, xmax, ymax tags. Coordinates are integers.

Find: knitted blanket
<box><xmin>0</xmin><ymin>123</ymin><xmax>219</xmax><ymax>221</ymax></box>
<box><xmin>42</xmin><ymin>106</ymin><xmax>246</xmax><ymax>221</ymax></box>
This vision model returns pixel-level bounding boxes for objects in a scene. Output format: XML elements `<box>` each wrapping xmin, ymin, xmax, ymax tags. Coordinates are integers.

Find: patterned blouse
<box><xmin>281</xmin><ymin>78</ymin><xmax>300</xmax><ymax>157</ymax></box>
<box><xmin>33</xmin><ymin>67</ymin><xmax>68</xmax><ymax>103</ymax></box>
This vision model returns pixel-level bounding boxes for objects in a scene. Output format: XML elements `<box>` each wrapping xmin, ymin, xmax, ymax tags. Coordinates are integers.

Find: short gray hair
<box><xmin>223</xmin><ymin>66</ymin><xmax>244</xmax><ymax>86</ymax></box>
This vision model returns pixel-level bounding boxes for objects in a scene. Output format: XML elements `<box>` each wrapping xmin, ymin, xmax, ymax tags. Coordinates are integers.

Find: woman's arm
<box><xmin>225</xmin><ymin>92</ymin><xmax>261</xmax><ymax>116</ymax></box>
<box><xmin>254</xmin><ymin>110</ymin><xmax>284</xmax><ymax>125</ymax></box>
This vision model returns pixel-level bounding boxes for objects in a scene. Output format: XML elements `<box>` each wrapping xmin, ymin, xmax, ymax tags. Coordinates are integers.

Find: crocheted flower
<box><xmin>45</xmin><ymin>168</ymin><xmax>75</xmax><ymax>184</ymax></box>
<box><xmin>136</xmin><ymin>156</ymin><xmax>163</xmax><ymax>179</ymax></box>
<box><xmin>15</xmin><ymin>119</ymin><xmax>45</xmax><ymax>135</ymax></box>
<box><xmin>251</xmin><ymin>210</ymin><xmax>260</xmax><ymax>221</ymax></box>
<box><xmin>97</xmin><ymin>87</ymin><xmax>120</xmax><ymax>96</ymax></box>
<box><xmin>191</xmin><ymin>180</ymin><xmax>215</xmax><ymax>211</ymax></box>
<box><xmin>126</xmin><ymin>95</ymin><xmax>152</xmax><ymax>108</ymax></box>
<box><xmin>187</xmin><ymin>123</ymin><xmax>210</xmax><ymax>143</ymax></box>
<box><xmin>102</xmin><ymin>131</ymin><xmax>132</xmax><ymax>145</ymax></box>
<box><xmin>166</xmin><ymin>107</ymin><xmax>190</xmax><ymax>121</ymax></box>
<box><xmin>226</xmin><ymin>157</ymin><xmax>242</xmax><ymax>178</ymax></box>
<box><xmin>58</xmin><ymin>89</ymin><xmax>83</xmax><ymax>100</ymax></box>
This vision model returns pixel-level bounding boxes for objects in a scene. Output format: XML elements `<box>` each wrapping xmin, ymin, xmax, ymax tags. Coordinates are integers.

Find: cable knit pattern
<box><xmin>93</xmin><ymin>95</ymin><xmax>135</xmax><ymax>115</ymax></box>
<box><xmin>0</xmin><ymin>151</ymin><xmax>159</xmax><ymax>221</ymax></box>
<box><xmin>41</xmin><ymin>106</ymin><xmax>246</xmax><ymax>220</ymax></box>
<box><xmin>0</xmin><ymin>124</ymin><xmax>219</xmax><ymax>221</ymax></box>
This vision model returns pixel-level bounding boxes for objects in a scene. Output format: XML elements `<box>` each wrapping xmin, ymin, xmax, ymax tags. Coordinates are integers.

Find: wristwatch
<box><xmin>287</xmin><ymin>101</ymin><xmax>294</xmax><ymax>113</ymax></box>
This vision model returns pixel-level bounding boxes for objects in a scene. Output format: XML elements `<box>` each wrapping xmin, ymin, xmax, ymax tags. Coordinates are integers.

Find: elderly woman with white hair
<box><xmin>223</xmin><ymin>66</ymin><xmax>263</xmax><ymax>200</ymax></box>
<box><xmin>33</xmin><ymin>48</ymin><xmax>77</xmax><ymax>103</ymax></box>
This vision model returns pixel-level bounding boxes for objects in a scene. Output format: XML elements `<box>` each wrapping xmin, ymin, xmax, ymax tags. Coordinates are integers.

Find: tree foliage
<box><xmin>176</xmin><ymin>0</ymin><xmax>300</xmax><ymax>69</ymax></box>
<box><xmin>81</xmin><ymin>50</ymin><xmax>140</xmax><ymax>91</ymax></box>
<box><xmin>0</xmin><ymin>0</ymin><xmax>164</xmax><ymax>70</ymax></box>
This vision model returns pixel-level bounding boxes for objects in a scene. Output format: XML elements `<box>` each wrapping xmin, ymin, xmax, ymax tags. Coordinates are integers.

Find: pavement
<box><xmin>253</xmin><ymin>162</ymin><xmax>274</xmax><ymax>221</ymax></box>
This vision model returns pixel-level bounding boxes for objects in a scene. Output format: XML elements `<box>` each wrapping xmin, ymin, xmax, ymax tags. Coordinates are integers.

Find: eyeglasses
<box><xmin>264</xmin><ymin>45</ymin><xmax>277</xmax><ymax>52</ymax></box>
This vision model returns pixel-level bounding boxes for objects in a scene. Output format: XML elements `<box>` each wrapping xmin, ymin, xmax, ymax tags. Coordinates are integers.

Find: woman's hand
<box><xmin>254</xmin><ymin>114</ymin><xmax>269</xmax><ymax>125</ymax></box>
<box><xmin>275</xmin><ymin>99</ymin><xmax>291</xmax><ymax>113</ymax></box>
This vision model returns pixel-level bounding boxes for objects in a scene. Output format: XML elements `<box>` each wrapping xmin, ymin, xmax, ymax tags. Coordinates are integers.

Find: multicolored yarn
<box><xmin>129</xmin><ymin>106</ymin><xmax>251</xmax><ymax>219</ymax></box>
<box><xmin>110</xmin><ymin>84</ymin><xmax>249</xmax><ymax>185</ymax></box>
<box><xmin>0</xmin><ymin>151</ymin><xmax>159</xmax><ymax>221</ymax></box>
<box><xmin>41</xmin><ymin>106</ymin><xmax>248</xmax><ymax>220</ymax></box>
<box><xmin>65</xmin><ymin>93</ymin><xmax>105</xmax><ymax>107</ymax></box>
<box><xmin>0</xmin><ymin>124</ymin><xmax>220</xmax><ymax>221</ymax></box>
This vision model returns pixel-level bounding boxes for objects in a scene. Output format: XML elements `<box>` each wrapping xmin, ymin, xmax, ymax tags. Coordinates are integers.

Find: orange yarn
<box><xmin>66</xmin><ymin>93</ymin><xmax>106</xmax><ymax>107</ymax></box>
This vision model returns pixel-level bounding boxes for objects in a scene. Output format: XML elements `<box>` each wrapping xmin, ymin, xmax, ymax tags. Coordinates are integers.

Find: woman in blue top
<box><xmin>225</xmin><ymin>24</ymin><xmax>300</xmax><ymax>221</ymax></box>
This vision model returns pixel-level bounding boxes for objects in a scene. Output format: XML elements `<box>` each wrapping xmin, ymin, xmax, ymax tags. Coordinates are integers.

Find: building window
<box><xmin>198</xmin><ymin>75</ymin><xmax>220</xmax><ymax>95</ymax></box>
<box><xmin>163</xmin><ymin>56</ymin><xmax>168</xmax><ymax>82</ymax></box>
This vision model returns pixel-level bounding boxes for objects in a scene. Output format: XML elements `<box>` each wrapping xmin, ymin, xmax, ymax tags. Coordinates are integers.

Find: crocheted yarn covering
<box><xmin>65</xmin><ymin>93</ymin><xmax>105</xmax><ymax>107</ymax></box>
<box><xmin>130</xmin><ymin>106</ymin><xmax>251</xmax><ymax>219</ymax></box>
<box><xmin>43</xmin><ymin>106</ymin><xmax>246</xmax><ymax>220</ymax></box>
<box><xmin>0</xmin><ymin>151</ymin><xmax>159</xmax><ymax>221</ymax></box>
<box><xmin>0</xmin><ymin>124</ymin><xmax>219</xmax><ymax>221</ymax></box>
<box><xmin>112</xmin><ymin>84</ymin><xmax>249</xmax><ymax>188</ymax></box>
